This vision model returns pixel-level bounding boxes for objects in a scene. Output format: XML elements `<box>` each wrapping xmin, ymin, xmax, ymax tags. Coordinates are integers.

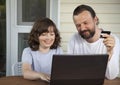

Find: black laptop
<box><xmin>50</xmin><ymin>54</ymin><xmax>108</xmax><ymax>85</ymax></box>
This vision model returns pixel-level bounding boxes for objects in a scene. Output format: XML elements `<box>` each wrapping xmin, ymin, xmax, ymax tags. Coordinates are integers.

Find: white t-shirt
<box><xmin>68</xmin><ymin>32</ymin><xmax>120</xmax><ymax>80</ymax></box>
<box><xmin>22</xmin><ymin>47</ymin><xmax>63</xmax><ymax>75</ymax></box>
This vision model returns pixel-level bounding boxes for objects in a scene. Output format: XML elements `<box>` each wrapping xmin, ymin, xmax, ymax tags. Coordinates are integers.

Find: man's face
<box><xmin>73</xmin><ymin>11</ymin><xmax>97</xmax><ymax>39</ymax></box>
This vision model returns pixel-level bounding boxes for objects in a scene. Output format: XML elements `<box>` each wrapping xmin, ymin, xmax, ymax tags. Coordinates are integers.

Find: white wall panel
<box><xmin>61</xmin><ymin>0</ymin><xmax>120</xmax><ymax>4</ymax></box>
<box><xmin>61</xmin><ymin>4</ymin><xmax>120</xmax><ymax>13</ymax></box>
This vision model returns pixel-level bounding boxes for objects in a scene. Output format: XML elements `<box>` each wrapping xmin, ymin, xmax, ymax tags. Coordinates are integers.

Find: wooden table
<box><xmin>104</xmin><ymin>78</ymin><xmax>120</xmax><ymax>85</ymax></box>
<box><xmin>0</xmin><ymin>76</ymin><xmax>48</xmax><ymax>85</ymax></box>
<box><xmin>0</xmin><ymin>76</ymin><xmax>120</xmax><ymax>85</ymax></box>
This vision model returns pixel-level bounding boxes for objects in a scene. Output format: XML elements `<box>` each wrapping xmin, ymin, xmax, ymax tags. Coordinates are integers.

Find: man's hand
<box><xmin>102</xmin><ymin>34</ymin><xmax>115</xmax><ymax>60</ymax></box>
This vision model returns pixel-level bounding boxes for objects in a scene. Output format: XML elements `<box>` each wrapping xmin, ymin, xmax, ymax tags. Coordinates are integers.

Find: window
<box><xmin>17</xmin><ymin>0</ymin><xmax>50</xmax><ymax>25</ymax></box>
<box><xmin>18</xmin><ymin>33</ymin><xmax>29</xmax><ymax>61</ymax></box>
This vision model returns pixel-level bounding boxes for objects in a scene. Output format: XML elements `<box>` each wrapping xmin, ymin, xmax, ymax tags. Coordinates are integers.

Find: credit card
<box><xmin>100</xmin><ymin>31</ymin><xmax>111</xmax><ymax>38</ymax></box>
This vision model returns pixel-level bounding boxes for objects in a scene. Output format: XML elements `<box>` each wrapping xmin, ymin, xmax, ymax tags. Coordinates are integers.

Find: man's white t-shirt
<box><xmin>68</xmin><ymin>32</ymin><xmax>120</xmax><ymax>80</ymax></box>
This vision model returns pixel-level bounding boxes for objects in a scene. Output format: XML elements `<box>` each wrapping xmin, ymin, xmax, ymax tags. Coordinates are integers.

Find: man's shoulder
<box><xmin>71</xmin><ymin>32</ymin><xmax>82</xmax><ymax>40</ymax></box>
<box><xmin>71</xmin><ymin>32</ymin><xmax>79</xmax><ymax>38</ymax></box>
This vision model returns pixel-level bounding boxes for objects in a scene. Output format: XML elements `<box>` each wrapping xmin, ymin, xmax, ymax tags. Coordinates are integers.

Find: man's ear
<box><xmin>94</xmin><ymin>16</ymin><xmax>99</xmax><ymax>25</ymax></box>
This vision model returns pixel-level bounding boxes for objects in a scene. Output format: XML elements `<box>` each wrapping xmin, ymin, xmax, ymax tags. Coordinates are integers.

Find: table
<box><xmin>0</xmin><ymin>76</ymin><xmax>48</xmax><ymax>85</ymax></box>
<box><xmin>104</xmin><ymin>78</ymin><xmax>120</xmax><ymax>85</ymax></box>
<box><xmin>0</xmin><ymin>76</ymin><xmax>120</xmax><ymax>85</ymax></box>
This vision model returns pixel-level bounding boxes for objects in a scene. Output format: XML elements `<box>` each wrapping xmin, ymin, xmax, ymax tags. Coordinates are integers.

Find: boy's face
<box><xmin>39</xmin><ymin>26</ymin><xmax>55</xmax><ymax>49</ymax></box>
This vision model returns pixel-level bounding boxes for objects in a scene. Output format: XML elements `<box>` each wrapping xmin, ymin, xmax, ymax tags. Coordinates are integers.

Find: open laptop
<box><xmin>50</xmin><ymin>54</ymin><xmax>108</xmax><ymax>85</ymax></box>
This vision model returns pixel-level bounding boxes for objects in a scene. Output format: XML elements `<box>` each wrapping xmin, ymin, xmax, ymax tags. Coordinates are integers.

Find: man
<box><xmin>68</xmin><ymin>4</ymin><xmax>120</xmax><ymax>80</ymax></box>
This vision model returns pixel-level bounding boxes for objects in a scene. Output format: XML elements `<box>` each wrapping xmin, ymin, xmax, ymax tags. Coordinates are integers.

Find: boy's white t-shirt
<box><xmin>22</xmin><ymin>47</ymin><xmax>63</xmax><ymax>75</ymax></box>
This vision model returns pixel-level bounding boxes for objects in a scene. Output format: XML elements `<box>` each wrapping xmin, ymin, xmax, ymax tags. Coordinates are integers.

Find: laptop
<box><xmin>50</xmin><ymin>54</ymin><xmax>108</xmax><ymax>85</ymax></box>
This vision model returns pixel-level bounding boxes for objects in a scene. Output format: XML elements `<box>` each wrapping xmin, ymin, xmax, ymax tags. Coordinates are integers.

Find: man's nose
<box><xmin>80</xmin><ymin>24</ymin><xmax>86</xmax><ymax>31</ymax></box>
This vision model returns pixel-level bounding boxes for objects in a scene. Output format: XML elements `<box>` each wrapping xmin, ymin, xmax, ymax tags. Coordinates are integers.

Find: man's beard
<box><xmin>79</xmin><ymin>29</ymin><xmax>95</xmax><ymax>39</ymax></box>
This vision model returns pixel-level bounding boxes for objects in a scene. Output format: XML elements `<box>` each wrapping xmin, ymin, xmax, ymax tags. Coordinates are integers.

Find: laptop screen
<box><xmin>50</xmin><ymin>54</ymin><xmax>108</xmax><ymax>85</ymax></box>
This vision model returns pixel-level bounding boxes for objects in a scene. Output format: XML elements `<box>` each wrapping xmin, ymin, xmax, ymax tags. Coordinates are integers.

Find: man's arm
<box><xmin>105</xmin><ymin>35</ymin><xmax>120</xmax><ymax>80</ymax></box>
